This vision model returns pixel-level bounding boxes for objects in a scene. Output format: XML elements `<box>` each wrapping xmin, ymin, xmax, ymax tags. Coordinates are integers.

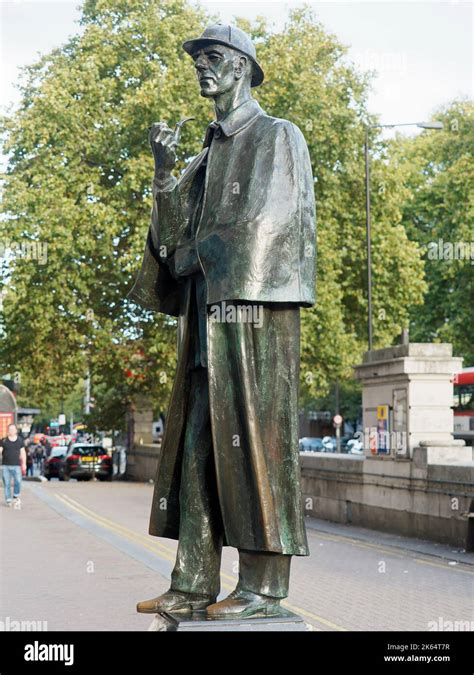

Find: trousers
<box><xmin>2</xmin><ymin>465</ymin><xmax>22</xmax><ymax>502</ymax></box>
<box><xmin>169</xmin><ymin>366</ymin><xmax>291</xmax><ymax>599</ymax></box>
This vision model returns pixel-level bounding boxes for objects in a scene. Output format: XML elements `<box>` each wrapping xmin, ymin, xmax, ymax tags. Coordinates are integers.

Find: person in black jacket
<box><xmin>1</xmin><ymin>424</ymin><xmax>26</xmax><ymax>508</ymax></box>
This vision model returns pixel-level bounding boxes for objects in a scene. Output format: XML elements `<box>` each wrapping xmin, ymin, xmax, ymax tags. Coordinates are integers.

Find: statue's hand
<box><xmin>149</xmin><ymin>118</ymin><xmax>194</xmax><ymax>178</ymax></box>
<box><xmin>149</xmin><ymin>122</ymin><xmax>177</xmax><ymax>175</ymax></box>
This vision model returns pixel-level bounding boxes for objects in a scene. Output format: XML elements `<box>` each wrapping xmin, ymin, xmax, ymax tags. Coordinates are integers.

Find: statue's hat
<box><xmin>183</xmin><ymin>23</ymin><xmax>264</xmax><ymax>88</ymax></box>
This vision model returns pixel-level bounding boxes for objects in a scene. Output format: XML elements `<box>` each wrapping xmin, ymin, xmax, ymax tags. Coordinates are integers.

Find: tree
<box><xmin>0</xmin><ymin>1</ymin><xmax>426</xmax><ymax>426</ymax></box>
<box><xmin>1</xmin><ymin>0</ymin><xmax>209</xmax><ymax>424</ymax></box>
<box><xmin>391</xmin><ymin>100</ymin><xmax>474</xmax><ymax>365</ymax></box>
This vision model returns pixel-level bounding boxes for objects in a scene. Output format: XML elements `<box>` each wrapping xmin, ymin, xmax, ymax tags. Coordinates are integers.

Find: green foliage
<box><xmin>1</xmin><ymin>0</ymin><xmax>209</xmax><ymax>424</ymax></box>
<box><xmin>391</xmin><ymin>100</ymin><xmax>474</xmax><ymax>364</ymax></box>
<box><xmin>247</xmin><ymin>8</ymin><xmax>426</xmax><ymax>394</ymax></box>
<box><xmin>0</xmin><ymin>1</ymin><xmax>427</xmax><ymax>426</ymax></box>
<box><xmin>300</xmin><ymin>378</ymin><xmax>362</xmax><ymax>427</ymax></box>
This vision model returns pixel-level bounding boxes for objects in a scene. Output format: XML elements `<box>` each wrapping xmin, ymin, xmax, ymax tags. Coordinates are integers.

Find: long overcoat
<box><xmin>129</xmin><ymin>99</ymin><xmax>316</xmax><ymax>555</ymax></box>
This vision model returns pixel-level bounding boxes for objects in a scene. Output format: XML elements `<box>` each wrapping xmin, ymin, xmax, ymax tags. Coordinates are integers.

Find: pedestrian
<box><xmin>24</xmin><ymin>435</ymin><xmax>34</xmax><ymax>476</ymax></box>
<box><xmin>33</xmin><ymin>443</ymin><xmax>42</xmax><ymax>472</ymax></box>
<box><xmin>40</xmin><ymin>436</ymin><xmax>51</xmax><ymax>458</ymax></box>
<box><xmin>26</xmin><ymin>446</ymin><xmax>34</xmax><ymax>477</ymax></box>
<box><xmin>35</xmin><ymin>445</ymin><xmax>45</xmax><ymax>474</ymax></box>
<box><xmin>0</xmin><ymin>424</ymin><xmax>26</xmax><ymax>508</ymax></box>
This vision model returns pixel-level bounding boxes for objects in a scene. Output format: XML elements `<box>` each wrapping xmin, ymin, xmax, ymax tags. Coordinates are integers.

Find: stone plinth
<box><xmin>354</xmin><ymin>343</ymin><xmax>463</xmax><ymax>457</ymax></box>
<box><xmin>148</xmin><ymin>609</ymin><xmax>308</xmax><ymax>632</ymax></box>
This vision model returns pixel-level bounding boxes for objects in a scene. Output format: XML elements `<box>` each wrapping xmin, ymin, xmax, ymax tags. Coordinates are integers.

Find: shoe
<box><xmin>136</xmin><ymin>589</ymin><xmax>216</xmax><ymax>614</ymax></box>
<box><xmin>5</xmin><ymin>501</ymin><xmax>12</xmax><ymax>508</ymax></box>
<box><xmin>206</xmin><ymin>589</ymin><xmax>282</xmax><ymax>618</ymax></box>
<box><xmin>13</xmin><ymin>497</ymin><xmax>21</xmax><ymax>510</ymax></box>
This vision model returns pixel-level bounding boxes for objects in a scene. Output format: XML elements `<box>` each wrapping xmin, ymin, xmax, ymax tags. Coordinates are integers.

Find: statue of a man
<box><xmin>129</xmin><ymin>23</ymin><xmax>316</xmax><ymax>619</ymax></box>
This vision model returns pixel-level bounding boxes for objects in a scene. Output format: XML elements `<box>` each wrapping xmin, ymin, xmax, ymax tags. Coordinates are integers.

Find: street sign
<box><xmin>376</xmin><ymin>405</ymin><xmax>390</xmax><ymax>454</ymax></box>
<box><xmin>377</xmin><ymin>405</ymin><xmax>389</xmax><ymax>420</ymax></box>
<box><xmin>333</xmin><ymin>414</ymin><xmax>343</xmax><ymax>426</ymax></box>
<box><xmin>58</xmin><ymin>414</ymin><xmax>66</xmax><ymax>425</ymax></box>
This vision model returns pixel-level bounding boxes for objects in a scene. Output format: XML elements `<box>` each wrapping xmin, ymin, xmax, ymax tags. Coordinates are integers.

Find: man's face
<box><xmin>192</xmin><ymin>44</ymin><xmax>245</xmax><ymax>98</ymax></box>
<box><xmin>8</xmin><ymin>424</ymin><xmax>17</xmax><ymax>436</ymax></box>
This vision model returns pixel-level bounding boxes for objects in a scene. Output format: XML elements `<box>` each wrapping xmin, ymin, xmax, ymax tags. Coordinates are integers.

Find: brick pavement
<box><xmin>1</xmin><ymin>480</ymin><xmax>473</xmax><ymax>631</ymax></box>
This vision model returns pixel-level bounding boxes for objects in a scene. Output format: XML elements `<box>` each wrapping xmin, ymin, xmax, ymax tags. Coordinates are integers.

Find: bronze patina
<box><xmin>129</xmin><ymin>23</ymin><xmax>316</xmax><ymax>619</ymax></box>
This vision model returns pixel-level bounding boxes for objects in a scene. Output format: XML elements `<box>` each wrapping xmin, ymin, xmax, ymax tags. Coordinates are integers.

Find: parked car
<box><xmin>43</xmin><ymin>448</ymin><xmax>67</xmax><ymax>480</ymax></box>
<box><xmin>63</xmin><ymin>444</ymin><xmax>112</xmax><ymax>481</ymax></box>
<box><xmin>340</xmin><ymin>436</ymin><xmax>352</xmax><ymax>452</ymax></box>
<box><xmin>347</xmin><ymin>438</ymin><xmax>364</xmax><ymax>454</ymax></box>
<box><xmin>321</xmin><ymin>436</ymin><xmax>337</xmax><ymax>452</ymax></box>
<box><xmin>299</xmin><ymin>437</ymin><xmax>324</xmax><ymax>452</ymax></box>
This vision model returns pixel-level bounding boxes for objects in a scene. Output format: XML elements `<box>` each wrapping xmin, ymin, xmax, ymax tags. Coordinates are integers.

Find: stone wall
<box><xmin>301</xmin><ymin>449</ymin><xmax>474</xmax><ymax>549</ymax></box>
<box><xmin>124</xmin><ymin>443</ymin><xmax>160</xmax><ymax>483</ymax></box>
<box><xmin>125</xmin><ymin>442</ymin><xmax>474</xmax><ymax>548</ymax></box>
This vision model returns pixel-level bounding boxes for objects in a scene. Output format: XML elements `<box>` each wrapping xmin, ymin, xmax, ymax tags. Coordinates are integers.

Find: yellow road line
<box><xmin>312</xmin><ymin>530</ymin><xmax>408</xmax><ymax>558</ymax></box>
<box><xmin>57</xmin><ymin>495</ymin><xmax>331</xmax><ymax>630</ymax></box>
<box><xmin>282</xmin><ymin>602</ymin><xmax>346</xmax><ymax>631</ymax></box>
<box><xmin>58</xmin><ymin>493</ymin><xmax>177</xmax><ymax>559</ymax></box>
<box><xmin>55</xmin><ymin>493</ymin><xmax>341</xmax><ymax>630</ymax></box>
<box><xmin>413</xmin><ymin>557</ymin><xmax>474</xmax><ymax>575</ymax></box>
<box><xmin>55</xmin><ymin>494</ymin><xmax>176</xmax><ymax>565</ymax></box>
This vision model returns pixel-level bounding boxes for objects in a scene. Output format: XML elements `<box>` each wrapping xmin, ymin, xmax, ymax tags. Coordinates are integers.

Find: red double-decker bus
<box><xmin>453</xmin><ymin>368</ymin><xmax>474</xmax><ymax>445</ymax></box>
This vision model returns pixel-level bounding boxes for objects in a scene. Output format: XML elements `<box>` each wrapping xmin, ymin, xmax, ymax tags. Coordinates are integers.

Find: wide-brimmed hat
<box><xmin>183</xmin><ymin>23</ymin><xmax>264</xmax><ymax>88</ymax></box>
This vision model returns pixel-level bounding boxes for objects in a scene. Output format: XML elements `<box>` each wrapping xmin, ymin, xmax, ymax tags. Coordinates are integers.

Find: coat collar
<box><xmin>203</xmin><ymin>99</ymin><xmax>264</xmax><ymax>146</ymax></box>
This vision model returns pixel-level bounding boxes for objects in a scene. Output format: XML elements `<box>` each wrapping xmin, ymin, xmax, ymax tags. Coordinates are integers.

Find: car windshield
<box><xmin>71</xmin><ymin>446</ymin><xmax>105</xmax><ymax>456</ymax></box>
<box><xmin>50</xmin><ymin>449</ymin><xmax>65</xmax><ymax>458</ymax></box>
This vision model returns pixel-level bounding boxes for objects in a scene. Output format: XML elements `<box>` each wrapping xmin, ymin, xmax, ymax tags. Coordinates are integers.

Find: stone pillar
<box><xmin>354</xmin><ymin>343</ymin><xmax>464</xmax><ymax>458</ymax></box>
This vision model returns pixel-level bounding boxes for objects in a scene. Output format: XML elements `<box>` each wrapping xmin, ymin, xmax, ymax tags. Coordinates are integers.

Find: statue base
<box><xmin>147</xmin><ymin>608</ymin><xmax>309</xmax><ymax>632</ymax></box>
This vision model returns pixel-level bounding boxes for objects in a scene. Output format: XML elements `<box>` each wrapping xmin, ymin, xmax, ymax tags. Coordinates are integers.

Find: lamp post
<box><xmin>364</xmin><ymin>120</ymin><xmax>443</xmax><ymax>351</ymax></box>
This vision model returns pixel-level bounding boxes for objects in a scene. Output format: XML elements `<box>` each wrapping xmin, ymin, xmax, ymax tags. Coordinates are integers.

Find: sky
<box><xmin>0</xmin><ymin>0</ymin><xmax>472</xmax><ymax>137</ymax></box>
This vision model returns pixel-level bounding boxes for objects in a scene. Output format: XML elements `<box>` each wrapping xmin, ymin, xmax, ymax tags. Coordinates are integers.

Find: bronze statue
<box><xmin>129</xmin><ymin>23</ymin><xmax>316</xmax><ymax>619</ymax></box>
